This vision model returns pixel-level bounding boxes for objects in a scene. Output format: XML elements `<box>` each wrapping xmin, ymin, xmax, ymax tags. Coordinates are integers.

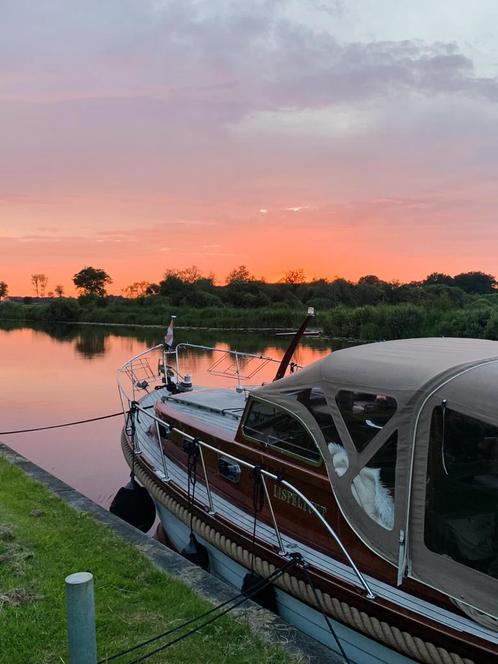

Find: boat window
<box><xmin>351</xmin><ymin>432</ymin><xmax>397</xmax><ymax>530</ymax></box>
<box><xmin>243</xmin><ymin>399</ymin><xmax>321</xmax><ymax>464</ymax></box>
<box><xmin>284</xmin><ymin>387</ymin><xmax>342</xmax><ymax>444</ymax></box>
<box><xmin>282</xmin><ymin>387</ymin><xmax>347</xmax><ymax>475</ymax></box>
<box><xmin>335</xmin><ymin>390</ymin><xmax>397</xmax><ymax>452</ymax></box>
<box><xmin>425</xmin><ymin>406</ymin><xmax>498</xmax><ymax>577</ymax></box>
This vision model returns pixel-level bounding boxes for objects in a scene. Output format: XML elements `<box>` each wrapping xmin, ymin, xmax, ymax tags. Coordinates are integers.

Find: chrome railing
<box><xmin>171</xmin><ymin>343</ymin><xmax>302</xmax><ymax>388</ymax></box>
<box><xmin>117</xmin><ymin>351</ymin><xmax>375</xmax><ymax>598</ymax></box>
<box><xmin>117</xmin><ymin>344</ymin><xmax>165</xmax><ymax>402</ymax></box>
<box><xmin>117</xmin><ymin>343</ymin><xmax>302</xmax><ymax>398</ymax></box>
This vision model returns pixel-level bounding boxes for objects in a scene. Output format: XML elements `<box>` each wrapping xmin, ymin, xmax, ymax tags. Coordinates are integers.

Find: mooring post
<box><xmin>65</xmin><ymin>571</ymin><xmax>97</xmax><ymax>664</ymax></box>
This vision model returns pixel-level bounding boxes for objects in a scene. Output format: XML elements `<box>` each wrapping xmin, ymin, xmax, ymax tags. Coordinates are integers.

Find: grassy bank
<box><xmin>2</xmin><ymin>296</ymin><xmax>498</xmax><ymax>340</ymax></box>
<box><xmin>0</xmin><ymin>454</ymin><xmax>293</xmax><ymax>664</ymax></box>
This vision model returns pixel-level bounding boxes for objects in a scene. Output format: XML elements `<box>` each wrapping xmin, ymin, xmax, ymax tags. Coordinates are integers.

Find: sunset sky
<box><xmin>1</xmin><ymin>1</ymin><xmax>498</xmax><ymax>295</ymax></box>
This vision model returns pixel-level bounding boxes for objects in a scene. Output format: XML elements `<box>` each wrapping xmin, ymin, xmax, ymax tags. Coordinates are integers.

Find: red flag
<box><xmin>164</xmin><ymin>316</ymin><xmax>175</xmax><ymax>348</ymax></box>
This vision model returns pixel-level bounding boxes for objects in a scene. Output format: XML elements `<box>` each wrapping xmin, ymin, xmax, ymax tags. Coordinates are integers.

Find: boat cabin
<box><xmin>241</xmin><ymin>337</ymin><xmax>498</xmax><ymax>622</ymax></box>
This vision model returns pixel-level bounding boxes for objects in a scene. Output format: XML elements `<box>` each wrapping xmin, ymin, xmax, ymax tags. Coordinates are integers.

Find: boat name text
<box><xmin>273</xmin><ymin>484</ymin><xmax>327</xmax><ymax>517</ymax></box>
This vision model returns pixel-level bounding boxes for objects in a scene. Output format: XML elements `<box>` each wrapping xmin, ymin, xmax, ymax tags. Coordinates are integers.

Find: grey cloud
<box><xmin>1</xmin><ymin>0</ymin><xmax>497</xmax><ymax>111</ymax></box>
<box><xmin>1</xmin><ymin>0</ymin><xmax>497</xmax><ymax>214</ymax></box>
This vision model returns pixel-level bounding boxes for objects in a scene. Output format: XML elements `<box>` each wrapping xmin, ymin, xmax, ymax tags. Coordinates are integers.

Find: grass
<box><xmin>0</xmin><ymin>455</ymin><xmax>295</xmax><ymax>664</ymax></box>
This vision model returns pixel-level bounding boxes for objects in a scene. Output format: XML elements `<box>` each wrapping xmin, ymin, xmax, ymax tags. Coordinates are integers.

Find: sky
<box><xmin>1</xmin><ymin>0</ymin><xmax>498</xmax><ymax>295</ymax></box>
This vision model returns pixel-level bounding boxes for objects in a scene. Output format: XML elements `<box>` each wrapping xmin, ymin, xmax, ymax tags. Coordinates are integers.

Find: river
<box><xmin>0</xmin><ymin>321</ymin><xmax>344</xmax><ymax>508</ymax></box>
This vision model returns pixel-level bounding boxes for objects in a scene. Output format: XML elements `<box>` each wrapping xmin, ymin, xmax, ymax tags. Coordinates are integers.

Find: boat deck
<box><xmin>155</xmin><ymin>387</ymin><xmax>247</xmax><ymax>441</ymax></box>
<box><xmin>133</xmin><ymin>388</ymin><xmax>498</xmax><ymax>648</ymax></box>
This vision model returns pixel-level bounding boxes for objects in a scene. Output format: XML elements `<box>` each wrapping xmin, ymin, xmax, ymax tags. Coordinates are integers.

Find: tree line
<box><xmin>1</xmin><ymin>265</ymin><xmax>496</xmax><ymax>307</ymax></box>
<box><xmin>1</xmin><ymin>265</ymin><xmax>498</xmax><ymax>341</ymax></box>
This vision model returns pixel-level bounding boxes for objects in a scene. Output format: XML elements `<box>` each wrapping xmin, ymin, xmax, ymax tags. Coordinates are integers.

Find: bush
<box><xmin>322</xmin><ymin>304</ymin><xmax>426</xmax><ymax>340</ymax></box>
<box><xmin>0</xmin><ymin>302</ymin><xmax>24</xmax><ymax>320</ymax></box>
<box><xmin>180</xmin><ymin>290</ymin><xmax>224</xmax><ymax>308</ymax></box>
<box><xmin>383</xmin><ymin>304</ymin><xmax>425</xmax><ymax>339</ymax></box>
<box><xmin>438</xmin><ymin>307</ymin><xmax>493</xmax><ymax>338</ymax></box>
<box><xmin>0</xmin><ymin>302</ymin><xmax>50</xmax><ymax>321</ymax></box>
<box><xmin>484</xmin><ymin>312</ymin><xmax>498</xmax><ymax>340</ymax></box>
<box><xmin>306</xmin><ymin>297</ymin><xmax>334</xmax><ymax>310</ymax></box>
<box><xmin>78</xmin><ymin>293</ymin><xmax>107</xmax><ymax>308</ymax></box>
<box><xmin>46</xmin><ymin>298</ymin><xmax>81</xmax><ymax>322</ymax></box>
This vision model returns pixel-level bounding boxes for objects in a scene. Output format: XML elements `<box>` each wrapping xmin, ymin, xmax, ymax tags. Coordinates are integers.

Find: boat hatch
<box><xmin>161</xmin><ymin>387</ymin><xmax>247</xmax><ymax>421</ymax></box>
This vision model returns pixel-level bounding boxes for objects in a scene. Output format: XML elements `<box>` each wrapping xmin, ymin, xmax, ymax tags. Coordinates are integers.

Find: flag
<box><xmin>164</xmin><ymin>316</ymin><xmax>175</xmax><ymax>349</ymax></box>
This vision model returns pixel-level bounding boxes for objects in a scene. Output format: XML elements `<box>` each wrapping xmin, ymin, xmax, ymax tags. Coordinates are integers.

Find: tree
<box><xmin>329</xmin><ymin>278</ymin><xmax>354</xmax><ymax>306</ymax></box>
<box><xmin>73</xmin><ymin>266</ymin><xmax>112</xmax><ymax>297</ymax></box>
<box><xmin>224</xmin><ymin>266</ymin><xmax>268</xmax><ymax>307</ymax></box>
<box><xmin>226</xmin><ymin>265</ymin><xmax>253</xmax><ymax>285</ymax></box>
<box><xmin>0</xmin><ymin>281</ymin><xmax>8</xmax><ymax>300</ymax></box>
<box><xmin>145</xmin><ymin>283</ymin><xmax>160</xmax><ymax>296</ymax></box>
<box><xmin>158</xmin><ymin>271</ymin><xmax>190</xmax><ymax>301</ymax></box>
<box><xmin>123</xmin><ymin>281</ymin><xmax>150</xmax><ymax>298</ymax></box>
<box><xmin>32</xmin><ymin>273</ymin><xmax>48</xmax><ymax>297</ymax></box>
<box><xmin>47</xmin><ymin>298</ymin><xmax>81</xmax><ymax>322</ymax></box>
<box><xmin>177</xmin><ymin>265</ymin><xmax>202</xmax><ymax>284</ymax></box>
<box><xmin>156</xmin><ymin>266</ymin><xmax>215</xmax><ymax>304</ymax></box>
<box><xmin>358</xmin><ymin>275</ymin><xmax>381</xmax><ymax>285</ymax></box>
<box><xmin>54</xmin><ymin>284</ymin><xmax>65</xmax><ymax>298</ymax></box>
<box><xmin>423</xmin><ymin>272</ymin><xmax>454</xmax><ymax>286</ymax></box>
<box><xmin>281</xmin><ymin>268</ymin><xmax>306</xmax><ymax>285</ymax></box>
<box><xmin>31</xmin><ymin>274</ymin><xmax>39</xmax><ymax>296</ymax></box>
<box><xmin>453</xmin><ymin>271</ymin><xmax>497</xmax><ymax>295</ymax></box>
<box><xmin>356</xmin><ymin>282</ymin><xmax>385</xmax><ymax>305</ymax></box>
<box><xmin>40</xmin><ymin>275</ymin><xmax>48</xmax><ymax>296</ymax></box>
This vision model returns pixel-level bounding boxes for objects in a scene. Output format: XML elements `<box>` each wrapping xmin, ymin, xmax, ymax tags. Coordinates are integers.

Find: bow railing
<box><xmin>117</xmin><ymin>343</ymin><xmax>303</xmax><ymax>400</ymax></box>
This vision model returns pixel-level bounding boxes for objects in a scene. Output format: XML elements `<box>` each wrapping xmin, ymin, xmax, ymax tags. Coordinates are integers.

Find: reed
<box><xmin>2</xmin><ymin>297</ymin><xmax>498</xmax><ymax>340</ymax></box>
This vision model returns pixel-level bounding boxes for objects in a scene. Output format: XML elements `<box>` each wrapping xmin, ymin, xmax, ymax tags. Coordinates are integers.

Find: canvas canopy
<box><xmin>254</xmin><ymin>337</ymin><xmax>498</xmax><ymax>406</ymax></box>
<box><xmin>251</xmin><ymin>338</ymin><xmax>498</xmax><ymax>617</ymax></box>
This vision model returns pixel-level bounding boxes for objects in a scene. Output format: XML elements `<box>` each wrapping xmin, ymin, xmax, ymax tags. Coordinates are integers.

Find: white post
<box><xmin>65</xmin><ymin>572</ymin><xmax>97</xmax><ymax>664</ymax></box>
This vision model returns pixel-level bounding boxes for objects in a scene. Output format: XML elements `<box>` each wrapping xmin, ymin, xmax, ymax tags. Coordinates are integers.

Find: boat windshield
<box><xmin>283</xmin><ymin>387</ymin><xmax>342</xmax><ymax>446</ymax></box>
<box><xmin>243</xmin><ymin>398</ymin><xmax>322</xmax><ymax>464</ymax></box>
<box><xmin>425</xmin><ymin>405</ymin><xmax>498</xmax><ymax>578</ymax></box>
<box><xmin>335</xmin><ymin>390</ymin><xmax>397</xmax><ymax>452</ymax></box>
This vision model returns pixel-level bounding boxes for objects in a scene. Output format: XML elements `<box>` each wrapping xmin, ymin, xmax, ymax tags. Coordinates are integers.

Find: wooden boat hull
<box><xmin>122</xmin><ymin>430</ymin><xmax>496</xmax><ymax>664</ymax></box>
<box><xmin>116</xmin><ymin>338</ymin><xmax>498</xmax><ymax>664</ymax></box>
<box><xmin>155</xmin><ymin>500</ymin><xmax>415</xmax><ymax>664</ymax></box>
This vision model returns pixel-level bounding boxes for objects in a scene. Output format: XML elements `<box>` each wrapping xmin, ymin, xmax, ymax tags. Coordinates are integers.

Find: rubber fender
<box><xmin>109</xmin><ymin>478</ymin><xmax>156</xmax><ymax>532</ymax></box>
<box><xmin>241</xmin><ymin>571</ymin><xmax>278</xmax><ymax>613</ymax></box>
<box><xmin>181</xmin><ymin>533</ymin><xmax>210</xmax><ymax>571</ymax></box>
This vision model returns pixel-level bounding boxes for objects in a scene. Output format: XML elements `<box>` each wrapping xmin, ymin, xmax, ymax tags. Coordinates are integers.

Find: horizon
<box><xmin>1</xmin><ymin>1</ymin><xmax>497</xmax><ymax>294</ymax></box>
<box><xmin>4</xmin><ymin>265</ymin><xmax>495</xmax><ymax>299</ymax></box>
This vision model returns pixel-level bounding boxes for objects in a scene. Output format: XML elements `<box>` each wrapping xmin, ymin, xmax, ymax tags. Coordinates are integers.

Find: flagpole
<box><xmin>162</xmin><ymin>315</ymin><xmax>176</xmax><ymax>389</ymax></box>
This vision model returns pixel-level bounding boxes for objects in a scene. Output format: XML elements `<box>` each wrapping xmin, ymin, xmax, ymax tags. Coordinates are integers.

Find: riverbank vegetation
<box><xmin>1</xmin><ymin>267</ymin><xmax>498</xmax><ymax>341</ymax></box>
<box><xmin>0</xmin><ymin>453</ymin><xmax>292</xmax><ymax>664</ymax></box>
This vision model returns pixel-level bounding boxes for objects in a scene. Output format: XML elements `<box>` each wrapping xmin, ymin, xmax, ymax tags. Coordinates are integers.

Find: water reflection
<box><xmin>75</xmin><ymin>332</ymin><xmax>109</xmax><ymax>358</ymax></box>
<box><xmin>0</xmin><ymin>322</ymin><xmax>346</xmax><ymax>508</ymax></box>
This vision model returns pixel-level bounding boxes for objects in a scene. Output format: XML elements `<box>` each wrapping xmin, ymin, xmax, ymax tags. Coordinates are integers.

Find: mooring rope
<box><xmin>125</xmin><ymin>402</ymin><xmax>138</xmax><ymax>479</ymax></box>
<box><xmin>98</xmin><ymin>557</ymin><xmax>298</xmax><ymax>663</ymax></box>
<box><xmin>0</xmin><ymin>412</ymin><xmax>124</xmax><ymax>435</ymax></box>
<box><xmin>185</xmin><ymin>438</ymin><xmax>199</xmax><ymax>533</ymax></box>
<box><xmin>294</xmin><ymin>552</ymin><xmax>351</xmax><ymax>664</ymax></box>
<box><xmin>250</xmin><ymin>465</ymin><xmax>265</xmax><ymax>573</ymax></box>
<box><xmin>0</xmin><ymin>404</ymin><xmax>155</xmax><ymax>436</ymax></box>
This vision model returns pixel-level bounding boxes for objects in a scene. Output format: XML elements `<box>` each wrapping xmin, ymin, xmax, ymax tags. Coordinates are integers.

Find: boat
<box><xmin>275</xmin><ymin>329</ymin><xmax>321</xmax><ymax>337</ymax></box>
<box><xmin>116</xmin><ymin>320</ymin><xmax>498</xmax><ymax>663</ymax></box>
